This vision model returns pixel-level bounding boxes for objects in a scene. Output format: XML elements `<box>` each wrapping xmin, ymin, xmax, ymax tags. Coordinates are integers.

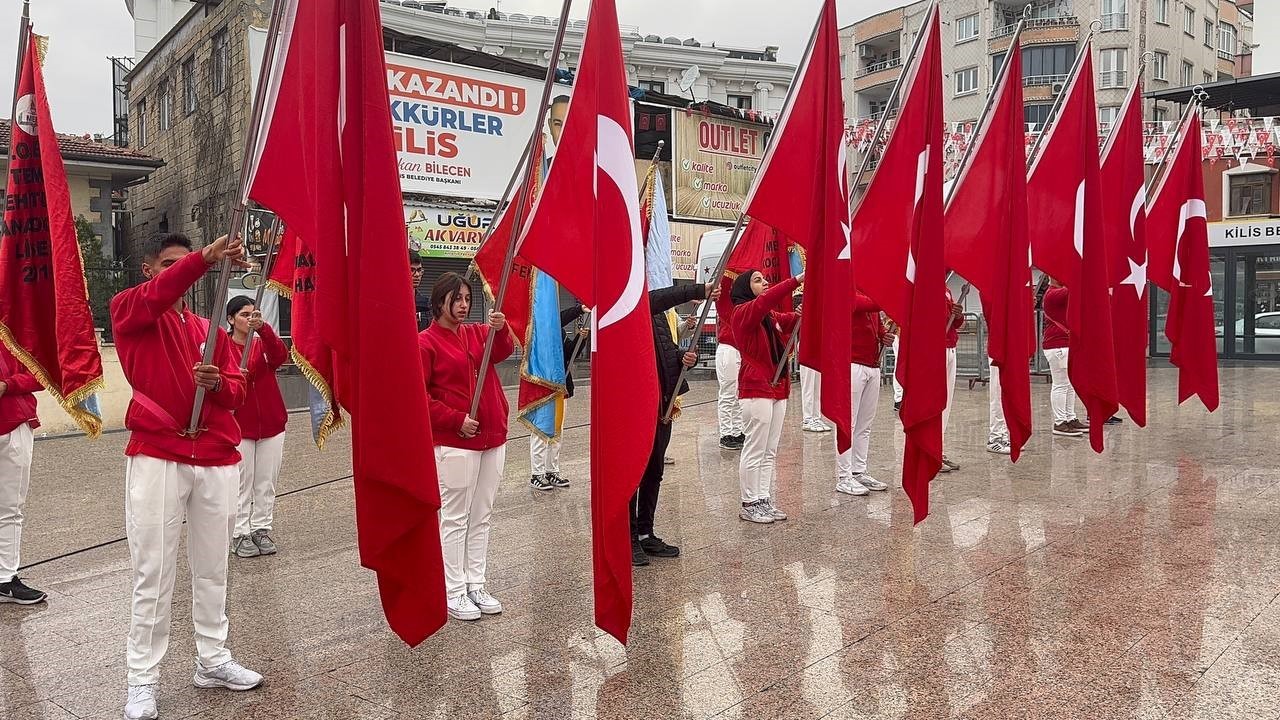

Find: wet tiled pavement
<box><xmin>3</xmin><ymin>366</ymin><xmax>1279</xmax><ymax>719</ymax></box>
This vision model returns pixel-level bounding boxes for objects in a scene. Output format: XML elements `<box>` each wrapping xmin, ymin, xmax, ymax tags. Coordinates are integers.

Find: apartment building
<box><xmin>840</xmin><ymin>0</ymin><xmax>1255</xmax><ymax>128</ymax></box>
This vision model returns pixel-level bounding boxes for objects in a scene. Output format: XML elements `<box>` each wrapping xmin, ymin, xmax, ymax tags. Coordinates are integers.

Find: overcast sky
<box><xmin>1</xmin><ymin>0</ymin><xmax>1276</xmax><ymax>136</ymax></box>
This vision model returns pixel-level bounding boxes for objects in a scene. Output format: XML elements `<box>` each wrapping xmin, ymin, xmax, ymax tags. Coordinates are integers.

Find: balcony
<box><xmin>1100</xmin><ymin>13</ymin><xmax>1129</xmax><ymax>32</ymax></box>
<box><xmin>1024</xmin><ymin>74</ymin><xmax>1068</xmax><ymax>87</ymax></box>
<box><xmin>853</xmin><ymin>58</ymin><xmax>903</xmax><ymax>91</ymax></box>
<box><xmin>857</xmin><ymin>56</ymin><xmax>902</xmax><ymax>78</ymax></box>
<box><xmin>1023</xmin><ymin>74</ymin><xmax>1068</xmax><ymax>101</ymax></box>
<box><xmin>1099</xmin><ymin>70</ymin><xmax>1129</xmax><ymax>89</ymax></box>
<box><xmin>1219</xmin><ymin>49</ymin><xmax>1237</xmax><ymax>62</ymax></box>
<box><xmin>990</xmin><ymin>16</ymin><xmax>1080</xmax><ymax>53</ymax></box>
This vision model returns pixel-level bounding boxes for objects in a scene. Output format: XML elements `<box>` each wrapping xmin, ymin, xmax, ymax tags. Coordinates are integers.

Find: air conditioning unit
<box><xmin>859</xmin><ymin>45</ymin><xmax>875</xmax><ymax>59</ymax></box>
<box><xmin>1051</xmin><ymin>82</ymin><xmax>1066</xmax><ymax>95</ymax></box>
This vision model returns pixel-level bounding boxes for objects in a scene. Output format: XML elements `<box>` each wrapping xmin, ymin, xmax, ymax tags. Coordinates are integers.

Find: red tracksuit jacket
<box><xmin>851</xmin><ymin>293</ymin><xmax>889</xmax><ymax>368</ymax></box>
<box><xmin>0</xmin><ymin>344</ymin><xmax>39</xmax><ymax>436</ymax></box>
<box><xmin>109</xmin><ymin>251</ymin><xmax>247</xmax><ymax>466</ymax></box>
<box><xmin>419</xmin><ymin>322</ymin><xmax>514</xmax><ymax>451</ymax></box>
<box><xmin>733</xmin><ymin>277</ymin><xmax>801</xmax><ymax>401</ymax></box>
<box><xmin>1042</xmin><ymin>286</ymin><xmax>1069</xmax><ymax>350</ymax></box>
<box><xmin>231</xmin><ymin>323</ymin><xmax>289</xmax><ymax>440</ymax></box>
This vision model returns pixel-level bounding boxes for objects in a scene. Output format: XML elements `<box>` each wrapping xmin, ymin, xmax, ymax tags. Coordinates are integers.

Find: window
<box><xmin>1219</xmin><ymin>23</ymin><xmax>1237</xmax><ymax>56</ymax></box>
<box><xmin>955</xmin><ymin>14</ymin><xmax>979</xmax><ymax>43</ymax></box>
<box><xmin>1154</xmin><ymin>107</ymin><xmax>1168</xmax><ymax>122</ymax></box>
<box><xmin>728</xmin><ymin>94</ymin><xmax>752</xmax><ymax>110</ymax></box>
<box><xmin>136</xmin><ymin>98</ymin><xmax>147</xmax><ymax>146</ymax></box>
<box><xmin>955</xmin><ymin>66</ymin><xmax>979</xmax><ymax>96</ymax></box>
<box><xmin>1100</xmin><ymin>0</ymin><xmax>1127</xmax><ymax>30</ymax></box>
<box><xmin>1098</xmin><ymin>106</ymin><xmax>1120</xmax><ymax>128</ymax></box>
<box><xmin>1229</xmin><ymin>174</ymin><xmax>1275</xmax><ymax>216</ymax></box>
<box><xmin>1025</xmin><ymin>103</ymin><xmax>1054</xmax><ymax>129</ymax></box>
<box><xmin>1257</xmin><ymin>315</ymin><xmax>1280</xmax><ymax>331</ymax></box>
<box><xmin>1022</xmin><ymin>44</ymin><xmax>1075</xmax><ymax>82</ymax></box>
<box><xmin>639</xmin><ymin>79</ymin><xmax>665</xmax><ymax>94</ymax></box>
<box><xmin>1099</xmin><ymin>48</ymin><xmax>1128</xmax><ymax>88</ymax></box>
<box><xmin>182</xmin><ymin>55</ymin><xmax>197</xmax><ymax>115</ymax></box>
<box><xmin>158</xmin><ymin>79</ymin><xmax>172</xmax><ymax>131</ymax></box>
<box><xmin>1204</xmin><ymin>71</ymin><xmax>1214</xmax><ymax>84</ymax></box>
<box><xmin>212</xmin><ymin>28</ymin><xmax>229</xmax><ymax>95</ymax></box>
<box><xmin>1153</xmin><ymin>51</ymin><xmax>1169</xmax><ymax>81</ymax></box>
<box><xmin>1204</xmin><ymin>19</ymin><xmax>1215</xmax><ymax>48</ymax></box>
<box><xmin>1184</xmin><ymin>6</ymin><xmax>1196</xmax><ymax>36</ymax></box>
<box><xmin>1154</xmin><ymin>0</ymin><xmax>1169</xmax><ymax>24</ymax></box>
<box><xmin>868</xmin><ymin>99</ymin><xmax>890</xmax><ymax>119</ymax></box>
<box><xmin>1181</xmin><ymin>61</ymin><xmax>1195</xmax><ymax>85</ymax></box>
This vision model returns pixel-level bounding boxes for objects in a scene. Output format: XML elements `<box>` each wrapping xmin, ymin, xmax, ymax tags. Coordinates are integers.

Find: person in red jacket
<box><xmin>1042</xmin><ymin>278</ymin><xmax>1087</xmax><ymax>437</ymax></box>
<box><xmin>835</xmin><ymin>293</ymin><xmax>895</xmax><ymax>496</ymax></box>
<box><xmin>419</xmin><ymin>272</ymin><xmax>512</xmax><ymax>622</ymax></box>
<box><xmin>110</xmin><ymin>233</ymin><xmax>263</xmax><ymax>720</ymax></box>
<box><xmin>732</xmin><ymin>269</ymin><xmax>802</xmax><ymax>524</ymax></box>
<box><xmin>939</xmin><ymin>286</ymin><xmax>966</xmax><ymax>473</ymax></box>
<box><xmin>226</xmin><ymin>296</ymin><xmax>289</xmax><ymax>559</ymax></box>
<box><xmin>0</xmin><ymin>343</ymin><xmax>44</xmax><ymax>605</ymax></box>
<box><xmin>714</xmin><ymin>277</ymin><xmax>746</xmax><ymax>449</ymax></box>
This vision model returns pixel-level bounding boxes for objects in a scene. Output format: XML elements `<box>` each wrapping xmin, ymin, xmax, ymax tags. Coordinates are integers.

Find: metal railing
<box><xmin>991</xmin><ymin>15</ymin><xmax>1079</xmax><ymax>39</ymax></box>
<box><xmin>1024</xmin><ymin>74</ymin><xmax>1068</xmax><ymax>87</ymax></box>
<box><xmin>1100</xmin><ymin>12</ymin><xmax>1129</xmax><ymax>31</ymax></box>
<box><xmin>1099</xmin><ymin>70</ymin><xmax>1129</xmax><ymax>88</ymax></box>
<box><xmin>1218</xmin><ymin>49</ymin><xmax>1237</xmax><ymax>62</ymax></box>
<box><xmin>857</xmin><ymin>56</ymin><xmax>902</xmax><ymax>78</ymax></box>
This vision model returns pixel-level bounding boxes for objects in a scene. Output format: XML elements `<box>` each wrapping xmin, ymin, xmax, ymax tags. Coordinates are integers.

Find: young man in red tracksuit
<box><xmin>1041</xmin><ymin>280</ymin><xmax>1087</xmax><ymax>437</ymax></box>
<box><xmin>0</xmin><ymin>343</ymin><xmax>45</xmax><ymax>605</ymax></box>
<box><xmin>713</xmin><ymin>280</ymin><xmax>746</xmax><ymax>449</ymax></box>
<box><xmin>111</xmin><ymin>233</ymin><xmax>264</xmax><ymax>720</ymax></box>
<box><xmin>226</xmin><ymin>296</ymin><xmax>289</xmax><ymax>558</ymax></box>
<box><xmin>939</xmin><ymin>287</ymin><xmax>965</xmax><ymax>473</ymax></box>
<box><xmin>834</xmin><ymin>293</ymin><xmax>895</xmax><ymax>496</ymax></box>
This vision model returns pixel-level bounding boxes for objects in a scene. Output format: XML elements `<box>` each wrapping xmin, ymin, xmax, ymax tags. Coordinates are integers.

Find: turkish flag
<box><xmin>1100</xmin><ymin>81</ymin><xmax>1149</xmax><ymax>426</ymax></box>
<box><xmin>741</xmin><ymin>0</ymin><xmax>852</xmax><ymax>453</ymax></box>
<box><xmin>943</xmin><ymin>39</ymin><xmax>1033</xmax><ymax>461</ymax></box>
<box><xmin>0</xmin><ymin>26</ymin><xmax>104</xmax><ymax>436</ymax></box>
<box><xmin>849</xmin><ymin>5</ymin><xmax>947</xmax><ymax>523</ymax></box>
<box><xmin>726</xmin><ymin>219</ymin><xmax>792</xmax><ymax>285</ymax></box>
<box><xmin>245</xmin><ymin>0</ymin><xmax>446</xmax><ymax>646</ymax></box>
<box><xmin>474</xmin><ymin>138</ymin><xmax>545</xmax><ymax>344</ymax></box>
<box><xmin>1147</xmin><ymin>109</ymin><xmax>1220</xmax><ymax>411</ymax></box>
<box><xmin>513</xmin><ymin>0</ymin><xmax>657</xmax><ymax>644</ymax></box>
<box><xmin>1027</xmin><ymin>43</ymin><xmax>1118</xmax><ymax>452</ymax></box>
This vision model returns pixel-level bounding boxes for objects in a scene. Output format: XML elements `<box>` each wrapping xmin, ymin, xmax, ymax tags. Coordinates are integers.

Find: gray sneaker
<box><xmin>193</xmin><ymin>659</ymin><xmax>264</xmax><ymax>691</ymax></box>
<box><xmin>250</xmin><ymin>529</ymin><xmax>277</xmax><ymax>556</ymax></box>
<box><xmin>762</xmin><ymin>498</ymin><xmax>788</xmax><ymax>521</ymax></box>
<box><xmin>232</xmin><ymin>535</ymin><xmax>259</xmax><ymax>559</ymax></box>
<box><xmin>853</xmin><ymin>474</ymin><xmax>888</xmax><ymax>491</ymax></box>
<box><xmin>738</xmin><ymin>500</ymin><xmax>774</xmax><ymax>524</ymax></box>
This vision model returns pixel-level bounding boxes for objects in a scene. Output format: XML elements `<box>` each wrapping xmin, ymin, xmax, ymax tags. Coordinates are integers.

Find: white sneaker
<box><xmin>193</xmin><ymin>659</ymin><xmax>264</xmax><ymax>691</ymax></box>
<box><xmin>853</xmin><ymin>474</ymin><xmax>888</xmax><ymax>491</ymax></box>
<box><xmin>738</xmin><ymin>501</ymin><xmax>775</xmax><ymax>524</ymax></box>
<box><xmin>467</xmin><ymin>587</ymin><xmax>503</xmax><ymax>615</ymax></box>
<box><xmin>987</xmin><ymin>438</ymin><xmax>1012</xmax><ymax>455</ymax></box>
<box><xmin>801</xmin><ymin>419</ymin><xmax>820</xmax><ymax>432</ymax></box>
<box><xmin>762</xmin><ymin>498</ymin><xmax>788</xmax><ymax>521</ymax></box>
<box><xmin>447</xmin><ymin>592</ymin><xmax>481</xmax><ymax>621</ymax></box>
<box><xmin>835</xmin><ymin>478</ymin><xmax>870</xmax><ymax>496</ymax></box>
<box><xmin>124</xmin><ymin>684</ymin><xmax>158</xmax><ymax>720</ymax></box>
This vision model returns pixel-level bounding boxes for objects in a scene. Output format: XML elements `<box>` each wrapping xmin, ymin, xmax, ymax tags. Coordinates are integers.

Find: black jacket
<box><xmin>560</xmin><ymin>305</ymin><xmax>587</xmax><ymax>398</ymax></box>
<box><xmin>649</xmin><ymin>284</ymin><xmax>707</xmax><ymax>407</ymax></box>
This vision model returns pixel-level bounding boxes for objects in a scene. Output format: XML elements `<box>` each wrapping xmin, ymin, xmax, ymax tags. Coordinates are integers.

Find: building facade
<box><xmin>841</xmin><ymin>0</ymin><xmax>1255</xmax><ymax>128</ymax></box>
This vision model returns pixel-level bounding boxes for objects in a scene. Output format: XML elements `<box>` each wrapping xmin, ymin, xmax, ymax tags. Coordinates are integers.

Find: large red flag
<box><xmin>0</xmin><ymin>28</ymin><xmax>104</xmax><ymax>436</ymax></box>
<box><xmin>1100</xmin><ymin>79</ymin><xmax>1149</xmax><ymax>426</ymax></box>
<box><xmin>513</xmin><ymin>0</ymin><xmax>657</xmax><ymax>644</ymax></box>
<box><xmin>1027</xmin><ymin>43</ymin><xmax>1118</xmax><ymax>451</ymax></box>
<box><xmin>1147</xmin><ymin>109</ymin><xmax>1219</xmax><ymax>411</ymax></box>
<box><xmin>741</xmin><ymin>0</ymin><xmax>851</xmax><ymax>453</ymax></box>
<box><xmin>245</xmin><ymin>0</ymin><xmax>446</xmax><ymax>646</ymax></box>
<box><xmin>848</xmin><ymin>5</ymin><xmax>947</xmax><ymax>523</ymax></box>
<box><xmin>474</xmin><ymin>138</ymin><xmax>544</xmax><ymax>344</ymax></box>
<box><xmin>726</xmin><ymin>219</ymin><xmax>792</xmax><ymax>284</ymax></box>
<box><xmin>943</xmin><ymin>39</ymin><xmax>1033</xmax><ymax>461</ymax></box>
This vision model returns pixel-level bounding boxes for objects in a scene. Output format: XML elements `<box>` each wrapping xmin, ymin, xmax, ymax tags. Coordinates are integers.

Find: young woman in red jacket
<box><xmin>1041</xmin><ymin>278</ymin><xmax>1087</xmax><ymax>437</ymax></box>
<box><xmin>939</xmin><ymin>287</ymin><xmax>966</xmax><ymax>473</ymax></box>
<box><xmin>226</xmin><ymin>297</ymin><xmax>289</xmax><ymax>559</ymax></box>
<box><xmin>0</xmin><ymin>343</ymin><xmax>44</xmax><ymax>605</ymax></box>
<box><xmin>731</xmin><ymin>269</ymin><xmax>802</xmax><ymax>524</ymax></box>
<box><xmin>419</xmin><ymin>272</ymin><xmax>513</xmax><ymax>622</ymax></box>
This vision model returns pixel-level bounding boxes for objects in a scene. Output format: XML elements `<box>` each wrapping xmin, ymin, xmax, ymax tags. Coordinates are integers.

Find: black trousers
<box><xmin>630</xmin><ymin>416</ymin><xmax>673</xmax><ymax>538</ymax></box>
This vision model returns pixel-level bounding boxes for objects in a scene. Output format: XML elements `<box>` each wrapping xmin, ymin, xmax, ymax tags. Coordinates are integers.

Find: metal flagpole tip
<box><xmin>1193</xmin><ymin>86</ymin><xmax>1210</xmax><ymax>103</ymax></box>
<box><xmin>1139</xmin><ymin>51</ymin><xmax>1155</xmax><ymax>68</ymax></box>
<box><xmin>1022</xmin><ymin>4</ymin><xmax>1033</xmax><ymax>18</ymax></box>
<box><xmin>1088</xmin><ymin>19</ymin><xmax>1103</xmax><ymax>34</ymax></box>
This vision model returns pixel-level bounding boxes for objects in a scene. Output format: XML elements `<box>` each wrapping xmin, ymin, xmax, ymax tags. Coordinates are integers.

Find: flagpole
<box><xmin>6</xmin><ymin>2</ymin><xmax>30</xmax><ymax>155</ymax></box>
<box><xmin>660</xmin><ymin>4</ymin><xmax>828</xmax><ymax>423</ymax></box>
<box><xmin>845</xmin><ymin>0</ymin><xmax>937</xmax><ymax>218</ymax></box>
<box><xmin>1146</xmin><ymin>86</ymin><xmax>1208</xmax><ymax>195</ymax></box>
<box><xmin>468</xmin><ymin>0</ymin><xmax>574</xmax><ymax>422</ymax></box>
<box><xmin>237</xmin><ymin>216</ymin><xmax>283</xmax><ymax>371</ymax></box>
<box><xmin>1025</xmin><ymin>19</ymin><xmax>1102</xmax><ymax>170</ymax></box>
<box><xmin>185</xmin><ymin>0</ymin><xmax>289</xmax><ymax>436</ymax></box>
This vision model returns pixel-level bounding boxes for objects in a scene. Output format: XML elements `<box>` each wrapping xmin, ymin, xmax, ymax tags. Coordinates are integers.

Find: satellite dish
<box><xmin>678</xmin><ymin>65</ymin><xmax>701</xmax><ymax>94</ymax></box>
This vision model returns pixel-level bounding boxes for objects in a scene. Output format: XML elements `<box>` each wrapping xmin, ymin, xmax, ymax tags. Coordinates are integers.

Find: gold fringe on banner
<box><xmin>0</xmin><ymin>322</ymin><xmax>104</xmax><ymax>438</ymax></box>
<box><xmin>290</xmin><ymin>346</ymin><xmax>343</xmax><ymax>449</ymax></box>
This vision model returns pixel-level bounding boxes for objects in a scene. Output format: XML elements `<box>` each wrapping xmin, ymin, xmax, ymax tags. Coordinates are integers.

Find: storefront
<box><xmin>1152</xmin><ymin>218</ymin><xmax>1280</xmax><ymax>360</ymax></box>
